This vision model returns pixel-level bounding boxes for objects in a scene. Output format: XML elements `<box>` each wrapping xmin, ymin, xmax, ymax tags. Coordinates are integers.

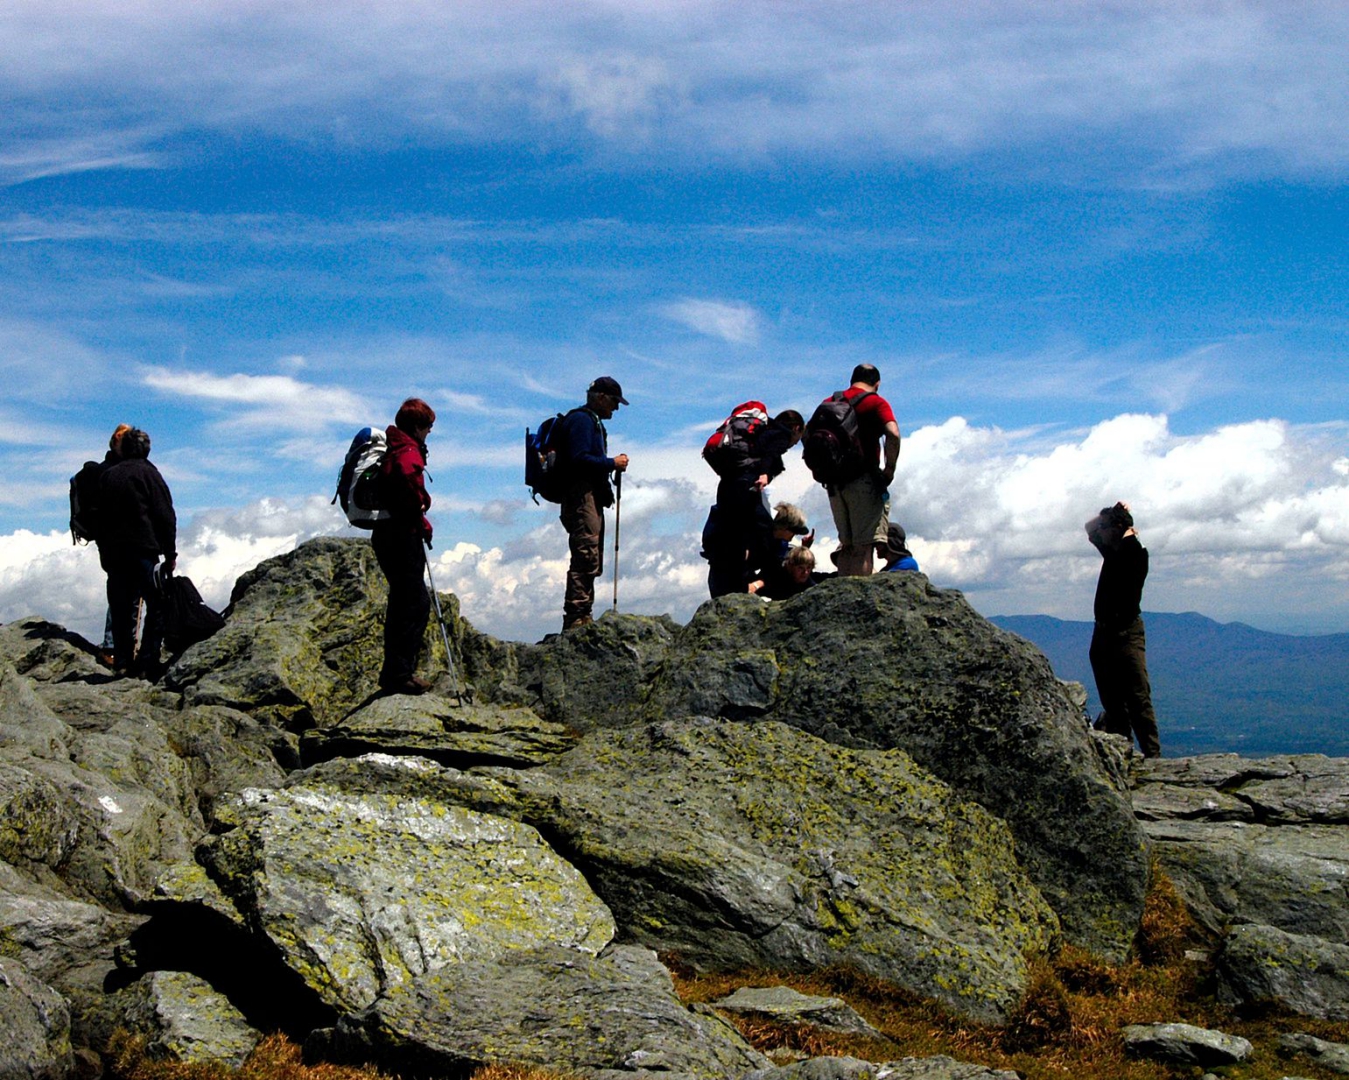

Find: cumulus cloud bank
<box><xmin>8</xmin><ymin>413</ymin><xmax>1344</xmax><ymax>646</ymax></box>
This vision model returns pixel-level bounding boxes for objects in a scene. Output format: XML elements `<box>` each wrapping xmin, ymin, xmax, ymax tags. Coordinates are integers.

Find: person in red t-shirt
<box><xmin>824</xmin><ymin>364</ymin><xmax>901</xmax><ymax>575</ymax></box>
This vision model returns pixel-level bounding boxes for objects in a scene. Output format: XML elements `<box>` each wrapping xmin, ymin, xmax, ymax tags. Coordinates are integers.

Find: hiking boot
<box><xmin>380</xmin><ymin>675</ymin><xmax>432</xmax><ymax>696</ymax></box>
<box><xmin>95</xmin><ymin>651</ymin><xmax>115</xmax><ymax>669</ymax></box>
<box><xmin>562</xmin><ymin>614</ymin><xmax>594</xmax><ymax>631</ymax></box>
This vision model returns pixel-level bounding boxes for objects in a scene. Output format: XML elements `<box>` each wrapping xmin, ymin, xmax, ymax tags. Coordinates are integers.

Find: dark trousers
<box><xmin>1090</xmin><ymin>616</ymin><xmax>1161</xmax><ymax>758</ymax></box>
<box><xmin>706</xmin><ymin>477</ymin><xmax>775</xmax><ymax>598</ymax></box>
<box><xmin>560</xmin><ymin>487</ymin><xmax>604</xmax><ymax>626</ymax></box>
<box><xmin>372</xmin><ymin>525</ymin><xmax>430</xmax><ymax>685</ymax></box>
<box><xmin>102</xmin><ymin>551</ymin><xmax>161</xmax><ymax>672</ymax></box>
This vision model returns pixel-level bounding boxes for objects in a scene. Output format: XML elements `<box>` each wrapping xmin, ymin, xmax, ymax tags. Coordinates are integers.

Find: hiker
<box><xmin>556</xmin><ymin>377</ymin><xmax>629</xmax><ymax>631</ymax></box>
<box><xmin>767</xmin><ymin>502</ymin><xmax>812</xmax><ymax>564</ymax></box>
<box><xmin>749</xmin><ymin>545</ymin><xmax>820</xmax><ymax>601</ymax></box>
<box><xmin>372</xmin><ymin>398</ymin><xmax>436</xmax><ymax>695</ymax></box>
<box><xmin>806</xmin><ymin>364</ymin><xmax>900</xmax><ymax>576</ymax></box>
<box><xmin>72</xmin><ymin>423</ymin><xmax>133</xmax><ymax>666</ymax></box>
<box><xmin>877</xmin><ymin>522</ymin><xmax>920</xmax><ymax>572</ymax></box>
<box><xmin>704</xmin><ymin>409</ymin><xmax>805</xmax><ymax>598</ymax></box>
<box><xmin>96</xmin><ymin>428</ymin><xmax>176</xmax><ymax>678</ymax></box>
<box><xmin>1086</xmin><ymin>502</ymin><xmax>1160</xmax><ymax>758</ymax></box>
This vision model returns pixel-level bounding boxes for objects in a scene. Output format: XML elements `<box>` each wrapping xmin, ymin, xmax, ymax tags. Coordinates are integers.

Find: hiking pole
<box><xmin>612</xmin><ymin>470</ymin><xmax>622</xmax><ymax>613</ymax></box>
<box><xmin>423</xmin><ymin>546</ymin><xmax>465</xmax><ymax>707</ymax></box>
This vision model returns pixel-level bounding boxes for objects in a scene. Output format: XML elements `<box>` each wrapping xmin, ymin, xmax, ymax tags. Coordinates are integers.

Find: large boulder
<box><xmin>195</xmin><ymin>781</ymin><xmax>615</xmax><ymax>1014</ymax></box>
<box><xmin>330</xmin><ymin>943</ymin><xmax>769</xmax><ymax>1080</ymax></box>
<box><xmin>167</xmin><ymin>538</ymin><xmax>454</xmax><ymax>729</ymax></box>
<box><xmin>0</xmin><ymin>665</ymin><xmax>201</xmax><ymax>910</ymax></box>
<box><xmin>0</xmin><ymin>957</ymin><xmax>74</xmax><ymax>1080</ymax></box>
<box><xmin>641</xmin><ymin>577</ymin><xmax>1147</xmax><ymax>959</ymax></box>
<box><xmin>309</xmin><ymin>716</ymin><xmax>1060</xmax><ymax>1023</ymax></box>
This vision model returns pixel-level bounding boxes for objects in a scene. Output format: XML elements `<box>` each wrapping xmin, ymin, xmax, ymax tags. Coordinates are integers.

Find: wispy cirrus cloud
<box><xmin>3</xmin><ymin>3</ymin><xmax>1348</xmax><ymax>178</ymax></box>
<box><xmin>658</xmin><ymin>298</ymin><xmax>762</xmax><ymax>345</ymax></box>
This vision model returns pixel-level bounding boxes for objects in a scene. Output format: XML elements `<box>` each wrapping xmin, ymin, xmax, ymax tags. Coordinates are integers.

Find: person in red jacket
<box><xmin>373</xmin><ymin>398</ymin><xmax>436</xmax><ymax>695</ymax></box>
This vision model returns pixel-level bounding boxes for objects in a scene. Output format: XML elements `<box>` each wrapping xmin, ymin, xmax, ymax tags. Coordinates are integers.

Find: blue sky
<box><xmin>2</xmin><ymin>1</ymin><xmax>1347</xmax><ymax>643</ymax></box>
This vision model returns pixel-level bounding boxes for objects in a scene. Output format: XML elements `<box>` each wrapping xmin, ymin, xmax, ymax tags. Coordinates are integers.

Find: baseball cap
<box><xmin>589</xmin><ymin>376</ymin><xmax>628</xmax><ymax>405</ymax></box>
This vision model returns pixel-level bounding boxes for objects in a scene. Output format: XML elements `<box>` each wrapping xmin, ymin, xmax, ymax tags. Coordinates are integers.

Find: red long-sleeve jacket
<box><xmin>379</xmin><ymin>425</ymin><xmax>432</xmax><ymax>543</ymax></box>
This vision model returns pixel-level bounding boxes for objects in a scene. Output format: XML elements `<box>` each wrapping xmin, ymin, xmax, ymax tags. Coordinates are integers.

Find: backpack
<box><xmin>702</xmin><ymin>400</ymin><xmax>769</xmax><ymax>477</ymax></box>
<box><xmin>69</xmin><ymin>461</ymin><xmax>104</xmax><ymax>544</ymax></box>
<box><xmin>525</xmin><ymin>414</ymin><xmax>569</xmax><ymax>504</ymax></box>
<box><xmin>332</xmin><ymin>427</ymin><xmax>392</xmax><ymax>528</ymax></box>
<box><xmin>802</xmin><ymin>390</ymin><xmax>875</xmax><ymax>488</ymax></box>
<box><xmin>155</xmin><ymin>569</ymin><xmax>225</xmax><ymax>654</ymax></box>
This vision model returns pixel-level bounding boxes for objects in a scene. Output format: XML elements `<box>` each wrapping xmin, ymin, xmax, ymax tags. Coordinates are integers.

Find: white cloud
<box><xmin>658</xmin><ymin>298</ymin><xmax>762</xmax><ymax>345</ymax></box>
<box><xmin>141</xmin><ymin>366</ymin><xmax>367</xmax><ymax>433</ymax></box>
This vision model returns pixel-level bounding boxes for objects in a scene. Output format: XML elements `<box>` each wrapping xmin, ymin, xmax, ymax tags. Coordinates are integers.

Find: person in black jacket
<box><xmin>556</xmin><ymin>377</ymin><xmax>629</xmax><ymax>630</ymax></box>
<box><xmin>97</xmin><ymin>428</ymin><xmax>176</xmax><ymax>677</ymax></box>
<box><xmin>1086</xmin><ymin>501</ymin><xmax>1160</xmax><ymax>758</ymax></box>
<box><xmin>705</xmin><ymin>409</ymin><xmax>805</xmax><ymax>598</ymax></box>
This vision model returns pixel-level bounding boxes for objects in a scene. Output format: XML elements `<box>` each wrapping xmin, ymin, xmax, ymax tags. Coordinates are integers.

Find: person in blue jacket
<box><xmin>555</xmin><ymin>377</ymin><xmax>629</xmax><ymax>630</ymax></box>
<box><xmin>877</xmin><ymin>522</ymin><xmax>920</xmax><ymax>572</ymax></box>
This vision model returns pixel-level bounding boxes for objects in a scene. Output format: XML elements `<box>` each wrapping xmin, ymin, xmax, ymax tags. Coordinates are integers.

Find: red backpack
<box><xmin>703</xmin><ymin>401</ymin><xmax>769</xmax><ymax>476</ymax></box>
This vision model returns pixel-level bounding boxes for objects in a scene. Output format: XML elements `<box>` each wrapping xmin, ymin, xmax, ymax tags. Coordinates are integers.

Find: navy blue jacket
<box><xmin>558</xmin><ymin>407</ymin><xmax>615</xmax><ymax>501</ymax></box>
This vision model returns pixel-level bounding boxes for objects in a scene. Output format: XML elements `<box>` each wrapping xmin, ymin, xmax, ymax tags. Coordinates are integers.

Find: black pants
<box><xmin>705</xmin><ymin>477</ymin><xmax>775</xmax><ymax>598</ymax></box>
<box><xmin>1090</xmin><ymin>616</ymin><xmax>1161</xmax><ymax>758</ymax></box>
<box><xmin>100</xmin><ymin>550</ymin><xmax>162</xmax><ymax>673</ymax></box>
<box><xmin>372</xmin><ymin>525</ymin><xmax>430</xmax><ymax>685</ymax></box>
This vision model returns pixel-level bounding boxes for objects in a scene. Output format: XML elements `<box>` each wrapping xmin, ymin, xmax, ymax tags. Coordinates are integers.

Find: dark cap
<box><xmin>588</xmin><ymin>376</ymin><xmax>628</xmax><ymax>406</ymax></box>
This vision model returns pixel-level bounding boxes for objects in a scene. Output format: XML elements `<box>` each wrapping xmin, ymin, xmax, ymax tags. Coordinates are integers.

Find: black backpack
<box><xmin>802</xmin><ymin>390</ymin><xmax>875</xmax><ymax>488</ymax></box>
<box><xmin>156</xmin><ymin>571</ymin><xmax>225</xmax><ymax>654</ymax></box>
<box><xmin>525</xmin><ymin>413</ymin><xmax>569</xmax><ymax>504</ymax></box>
<box><xmin>69</xmin><ymin>461</ymin><xmax>104</xmax><ymax>544</ymax></box>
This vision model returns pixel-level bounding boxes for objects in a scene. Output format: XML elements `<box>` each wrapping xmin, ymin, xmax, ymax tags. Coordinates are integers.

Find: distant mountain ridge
<box><xmin>990</xmin><ymin>612</ymin><xmax>1349</xmax><ymax>757</ymax></box>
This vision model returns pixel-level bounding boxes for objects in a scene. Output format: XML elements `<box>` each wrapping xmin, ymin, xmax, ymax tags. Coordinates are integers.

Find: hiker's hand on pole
<box><xmin>612</xmin><ymin>453</ymin><xmax>629</xmax><ymax>472</ymax></box>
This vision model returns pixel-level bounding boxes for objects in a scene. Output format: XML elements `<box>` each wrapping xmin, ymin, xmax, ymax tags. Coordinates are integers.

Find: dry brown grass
<box><xmin>108</xmin><ymin>1032</ymin><xmax>580</xmax><ymax>1080</ymax></box>
<box><xmin>669</xmin><ymin>869</ymin><xmax>1349</xmax><ymax>1080</ymax></box>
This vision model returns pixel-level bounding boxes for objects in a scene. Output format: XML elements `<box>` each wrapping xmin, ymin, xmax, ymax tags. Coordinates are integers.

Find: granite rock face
<box><xmin>332</xmin><ymin>943</ymin><xmax>769</xmax><ymax>1080</ymax></box>
<box><xmin>641</xmin><ymin>578</ymin><xmax>1148</xmax><ymax>960</ymax></box>
<box><xmin>167</xmin><ymin>538</ymin><xmax>452</xmax><ymax>730</ymax></box>
<box><xmin>1134</xmin><ymin>755</ymin><xmax>1349</xmax><ymax>1020</ymax></box>
<box><xmin>194</xmin><ymin>780</ymin><xmax>616</xmax><ymax>1014</ymax></box>
<box><xmin>319</xmin><ymin>716</ymin><xmax>1060</xmax><ymax>1023</ymax></box>
<box><xmin>0</xmin><ymin>957</ymin><xmax>75</xmax><ymax>1080</ymax></box>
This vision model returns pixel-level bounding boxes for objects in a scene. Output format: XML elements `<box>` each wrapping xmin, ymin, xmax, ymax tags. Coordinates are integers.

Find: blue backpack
<box><xmin>525</xmin><ymin>414</ymin><xmax>568</xmax><ymax>504</ymax></box>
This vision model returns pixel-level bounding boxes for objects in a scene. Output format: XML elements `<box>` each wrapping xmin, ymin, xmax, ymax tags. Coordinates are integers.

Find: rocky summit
<box><xmin>1</xmin><ymin>536</ymin><xmax>1346</xmax><ymax>1080</ymax></box>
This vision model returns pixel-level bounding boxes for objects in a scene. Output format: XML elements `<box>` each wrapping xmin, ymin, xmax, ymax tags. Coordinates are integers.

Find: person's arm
<box><xmin>147</xmin><ymin>467</ymin><xmax>178</xmax><ymax>570</ymax></box>
<box><xmin>880</xmin><ymin>422</ymin><xmax>901</xmax><ymax>486</ymax></box>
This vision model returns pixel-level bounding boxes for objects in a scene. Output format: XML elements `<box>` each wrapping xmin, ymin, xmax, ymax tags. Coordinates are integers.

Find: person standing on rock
<box><xmin>556</xmin><ymin>377</ymin><xmax>629</xmax><ymax>631</ymax></box>
<box><xmin>805</xmin><ymin>364</ymin><xmax>900</xmax><ymax>576</ymax></box>
<box><xmin>1086</xmin><ymin>501</ymin><xmax>1161</xmax><ymax>758</ymax></box>
<box><xmin>97</xmin><ymin>427</ymin><xmax>176</xmax><ymax>678</ymax></box>
<box><xmin>373</xmin><ymin>398</ymin><xmax>436</xmax><ymax>695</ymax></box>
<box><xmin>704</xmin><ymin>410</ymin><xmax>806</xmax><ymax>598</ymax></box>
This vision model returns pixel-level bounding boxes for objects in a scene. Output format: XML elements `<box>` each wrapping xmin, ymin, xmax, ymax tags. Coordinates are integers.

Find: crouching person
<box><xmin>374</xmin><ymin>398</ymin><xmax>436</xmax><ymax>695</ymax></box>
<box><xmin>97</xmin><ymin>427</ymin><xmax>175</xmax><ymax>678</ymax></box>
